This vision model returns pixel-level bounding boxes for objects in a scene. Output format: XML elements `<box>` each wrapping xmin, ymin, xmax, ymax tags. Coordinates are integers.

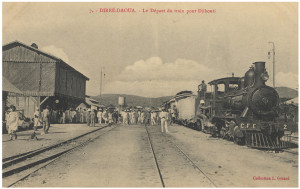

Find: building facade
<box><xmin>3</xmin><ymin>41</ymin><xmax>89</xmax><ymax>118</ymax></box>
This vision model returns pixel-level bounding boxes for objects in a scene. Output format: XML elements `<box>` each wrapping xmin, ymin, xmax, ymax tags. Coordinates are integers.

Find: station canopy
<box><xmin>2</xmin><ymin>76</ymin><xmax>23</xmax><ymax>95</ymax></box>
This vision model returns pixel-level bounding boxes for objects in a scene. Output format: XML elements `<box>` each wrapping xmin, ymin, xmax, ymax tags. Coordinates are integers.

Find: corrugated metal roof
<box><xmin>3</xmin><ymin>40</ymin><xmax>89</xmax><ymax>80</ymax></box>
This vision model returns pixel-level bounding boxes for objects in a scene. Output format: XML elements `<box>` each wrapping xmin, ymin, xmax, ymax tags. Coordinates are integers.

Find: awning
<box><xmin>2</xmin><ymin>77</ymin><xmax>23</xmax><ymax>95</ymax></box>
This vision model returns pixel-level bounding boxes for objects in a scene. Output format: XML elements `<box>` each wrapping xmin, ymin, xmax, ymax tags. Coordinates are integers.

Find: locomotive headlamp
<box><xmin>261</xmin><ymin>72</ymin><xmax>269</xmax><ymax>81</ymax></box>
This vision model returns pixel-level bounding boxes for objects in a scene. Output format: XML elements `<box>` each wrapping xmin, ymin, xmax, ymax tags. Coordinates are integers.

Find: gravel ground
<box><xmin>164</xmin><ymin>125</ymin><xmax>298</xmax><ymax>187</ymax></box>
<box><xmin>146</xmin><ymin>126</ymin><xmax>215</xmax><ymax>187</ymax></box>
<box><xmin>13</xmin><ymin>125</ymin><xmax>162</xmax><ymax>187</ymax></box>
<box><xmin>12</xmin><ymin>124</ymin><xmax>298</xmax><ymax>187</ymax></box>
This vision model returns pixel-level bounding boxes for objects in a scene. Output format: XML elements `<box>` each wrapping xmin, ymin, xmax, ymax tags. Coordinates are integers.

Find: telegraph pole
<box><xmin>268</xmin><ymin>42</ymin><xmax>275</xmax><ymax>87</ymax></box>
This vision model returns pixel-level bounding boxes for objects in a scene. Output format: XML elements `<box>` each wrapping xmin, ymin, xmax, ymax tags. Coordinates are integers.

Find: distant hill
<box><xmin>91</xmin><ymin>87</ymin><xmax>297</xmax><ymax>108</ymax></box>
<box><xmin>275</xmin><ymin>87</ymin><xmax>298</xmax><ymax>99</ymax></box>
<box><xmin>92</xmin><ymin>94</ymin><xmax>173</xmax><ymax>108</ymax></box>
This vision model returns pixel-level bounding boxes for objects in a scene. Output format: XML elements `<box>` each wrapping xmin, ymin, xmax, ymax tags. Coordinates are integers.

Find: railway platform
<box><xmin>2</xmin><ymin>123</ymin><xmax>103</xmax><ymax>159</ymax></box>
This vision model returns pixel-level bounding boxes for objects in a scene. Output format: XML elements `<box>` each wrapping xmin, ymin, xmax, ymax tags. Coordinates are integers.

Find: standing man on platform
<box><xmin>97</xmin><ymin>110</ymin><xmax>103</xmax><ymax>124</ymax></box>
<box><xmin>90</xmin><ymin>109</ymin><xmax>96</xmax><ymax>127</ymax></box>
<box><xmin>86</xmin><ymin>109</ymin><xmax>91</xmax><ymax>126</ymax></box>
<box><xmin>42</xmin><ymin>106</ymin><xmax>51</xmax><ymax>134</ymax></box>
<box><xmin>80</xmin><ymin>109</ymin><xmax>84</xmax><ymax>123</ymax></box>
<box><xmin>159</xmin><ymin>108</ymin><xmax>169</xmax><ymax>133</ymax></box>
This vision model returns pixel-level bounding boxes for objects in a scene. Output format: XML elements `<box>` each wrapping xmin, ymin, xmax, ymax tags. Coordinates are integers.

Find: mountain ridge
<box><xmin>92</xmin><ymin>94</ymin><xmax>172</xmax><ymax>108</ymax></box>
<box><xmin>90</xmin><ymin>86</ymin><xmax>298</xmax><ymax>107</ymax></box>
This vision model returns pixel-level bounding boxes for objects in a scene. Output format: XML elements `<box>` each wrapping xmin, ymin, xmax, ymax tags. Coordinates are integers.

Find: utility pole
<box><xmin>268</xmin><ymin>42</ymin><xmax>275</xmax><ymax>87</ymax></box>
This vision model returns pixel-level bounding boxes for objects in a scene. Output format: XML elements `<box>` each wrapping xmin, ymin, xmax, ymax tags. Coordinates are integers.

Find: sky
<box><xmin>3</xmin><ymin>2</ymin><xmax>298</xmax><ymax>97</ymax></box>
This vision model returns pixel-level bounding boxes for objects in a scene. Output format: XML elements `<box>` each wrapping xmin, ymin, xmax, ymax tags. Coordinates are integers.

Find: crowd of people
<box><xmin>117</xmin><ymin>108</ymin><xmax>177</xmax><ymax>133</ymax></box>
<box><xmin>4</xmin><ymin>104</ymin><xmax>178</xmax><ymax>141</ymax></box>
<box><xmin>94</xmin><ymin>108</ymin><xmax>175</xmax><ymax>128</ymax></box>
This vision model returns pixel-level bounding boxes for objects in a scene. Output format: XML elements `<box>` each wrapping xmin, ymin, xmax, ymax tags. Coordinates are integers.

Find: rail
<box><xmin>3</xmin><ymin>125</ymin><xmax>117</xmax><ymax>187</ymax></box>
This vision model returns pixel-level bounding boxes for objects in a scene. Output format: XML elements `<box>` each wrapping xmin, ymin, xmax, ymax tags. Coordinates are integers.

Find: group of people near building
<box><xmin>47</xmin><ymin>108</ymin><xmax>94</xmax><ymax>124</ymax></box>
<box><xmin>89</xmin><ymin>109</ymin><xmax>118</xmax><ymax>126</ymax></box>
<box><xmin>86</xmin><ymin>109</ymin><xmax>161</xmax><ymax>126</ymax></box>
<box><xmin>4</xmin><ymin>103</ymin><xmax>178</xmax><ymax>141</ymax></box>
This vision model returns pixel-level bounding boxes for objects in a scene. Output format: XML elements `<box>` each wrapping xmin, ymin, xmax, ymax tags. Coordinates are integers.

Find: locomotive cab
<box><xmin>208</xmin><ymin>77</ymin><xmax>241</xmax><ymax>117</ymax></box>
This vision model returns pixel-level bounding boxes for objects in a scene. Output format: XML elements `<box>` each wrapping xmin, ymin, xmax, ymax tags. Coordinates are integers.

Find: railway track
<box><xmin>144</xmin><ymin>125</ymin><xmax>165</xmax><ymax>187</ymax></box>
<box><xmin>3</xmin><ymin>125</ymin><xmax>117</xmax><ymax>187</ymax></box>
<box><xmin>144</xmin><ymin>125</ymin><xmax>217</xmax><ymax>187</ymax></box>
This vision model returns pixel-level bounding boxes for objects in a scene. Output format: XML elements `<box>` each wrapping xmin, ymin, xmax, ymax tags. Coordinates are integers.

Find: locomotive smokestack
<box><xmin>254</xmin><ymin>62</ymin><xmax>265</xmax><ymax>72</ymax></box>
<box><xmin>253</xmin><ymin>62</ymin><xmax>266</xmax><ymax>86</ymax></box>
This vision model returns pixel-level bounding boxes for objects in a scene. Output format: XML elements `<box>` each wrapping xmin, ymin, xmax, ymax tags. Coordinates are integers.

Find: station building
<box><xmin>3</xmin><ymin>41</ymin><xmax>89</xmax><ymax>118</ymax></box>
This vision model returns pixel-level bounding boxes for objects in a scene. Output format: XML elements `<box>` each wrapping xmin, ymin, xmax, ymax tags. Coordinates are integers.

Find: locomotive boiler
<box><xmin>223</xmin><ymin>62</ymin><xmax>279</xmax><ymax>118</ymax></box>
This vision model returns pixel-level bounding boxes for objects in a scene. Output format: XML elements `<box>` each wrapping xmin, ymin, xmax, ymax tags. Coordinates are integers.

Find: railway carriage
<box><xmin>173</xmin><ymin>91</ymin><xmax>197</xmax><ymax>127</ymax></box>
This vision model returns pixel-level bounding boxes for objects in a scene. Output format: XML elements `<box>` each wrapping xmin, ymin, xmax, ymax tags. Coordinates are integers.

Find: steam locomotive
<box><xmin>164</xmin><ymin>62</ymin><xmax>291</xmax><ymax>150</ymax></box>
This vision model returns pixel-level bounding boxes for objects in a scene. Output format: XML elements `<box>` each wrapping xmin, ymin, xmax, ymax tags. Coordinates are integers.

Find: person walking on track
<box><xmin>159</xmin><ymin>108</ymin><xmax>169</xmax><ymax>133</ymax></box>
